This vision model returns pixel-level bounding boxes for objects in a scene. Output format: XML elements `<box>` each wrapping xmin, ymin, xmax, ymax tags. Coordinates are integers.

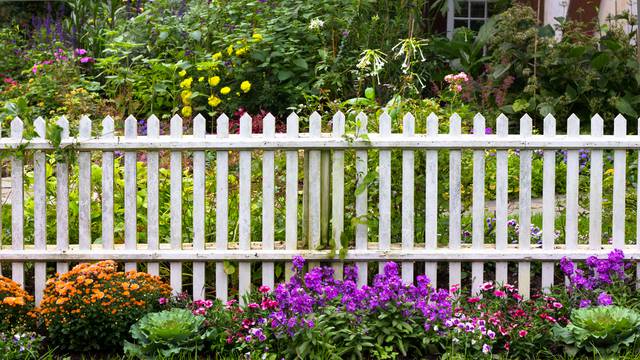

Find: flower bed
<box><xmin>2</xmin><ymin>251</ymin><xmax>640</xmax><ymax>359</ymax></box>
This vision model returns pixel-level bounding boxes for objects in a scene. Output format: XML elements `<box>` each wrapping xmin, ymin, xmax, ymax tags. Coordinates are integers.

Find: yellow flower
<box><xmin>208</xmin><ymin>76</ymin><xmax>220</xmax><ymax>87</ymax></box>
<box><xmin>179</xmin><ymin>77</ymin><xmax>193</xmax><ymax>89</ymax></box>
<box><xmin>235</xmin><ymin>47</ymin><xmax>248</xmax><ymax>56</ymax></box>
<box><xmin>252</xmin><ymin>33</ymin><xmax>263</xmax><ymax>42</ymax></box>
<box><xmin>181</xmin><ymin>90</ymin><xmax>192</xmax><ymax>105</ymax></box>
<box><xmin>226</xmin><ymin>45</ymin><xmax>234</xmax><ymax>55</ymax></box>
<box><xmin>240</xmin><ymin>81</ymin><xmax>251</xmax><ymax>93</ymax></box>
<box><xmin>198</xmin><ymin>77</ymin><xmax>204</xmax><ymax>82</ymax></box>
<box><xmin>212</xmin><ymin>52</ymin><xmax>222</xmax><ymax>60</ymax></box>
<box><xmin>178</xmin><ymin>70</ymin><xmax>187</xmax><ymax>77</ymax></box>
<box><xmin>181</xmin><ymin>106</ymin><xmax>192</xmax><ymax>117</ymax></box>
<box><xmin>208</xmin><ymin>95</ymin><xmax>222</xmax><ymax>107</ymax></box>
<box><xmin>220</xmin><ymin>86</ymin><xmax>231</xmax><ymax>95</ymax></box>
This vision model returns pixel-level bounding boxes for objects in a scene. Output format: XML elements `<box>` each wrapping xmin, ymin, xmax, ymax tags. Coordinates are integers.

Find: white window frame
<box><xmin>447</xmin><ymin>0</ymin><xmax>490</xmax><ymax>38</ymax></box>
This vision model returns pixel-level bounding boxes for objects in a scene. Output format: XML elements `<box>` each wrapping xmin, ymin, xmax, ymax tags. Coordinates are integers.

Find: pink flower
<box><xmin>32</xmin><ymin>64</ymin><xmax>38</xmax><ymax>74</ymax></box>
<box><xmin>158</xmin><ymin>297</ymin><xmax>168</xmax><ymax>305</ymax></box>
<box><xmin>80</xmin><ymin>56</ymin><xmax>94</xmax><ymax>63</ymax></box>
<box><xmin>258</xmin><ymin>285</ymin><xmax>270</xmax><ymax>293</ymax></box>
<box><xmin>467</xmin><ymin>297</ymin><xmax>481</xmax><ymax>303</ymax></box>
<box><xmin>481</xmin><ymin>282</ymin><xmax>494</xmax><ymax>291</ymax></box>
<box><xmin>493</xmin><ymin>290</ymin><xmax>506</xmax><ymax>298</ymax></box>
<box><xmin>248</xmin><ymin>303</ymin><xmax>260</xmax><ymax>310</ymax></box>
<box><xmin>518</xmin><ymin>330</ymin><xmax>528</xmax><ymax>337</ymax></box>
<box><xmin>552</xmin><ymin>302</ymin><xmax>563</xmax><ymax>309</ymax></box>
<box><xmin>75</xmin><ymin>48</ymin><xmax>87</xmax><ymax>56</ymax></box>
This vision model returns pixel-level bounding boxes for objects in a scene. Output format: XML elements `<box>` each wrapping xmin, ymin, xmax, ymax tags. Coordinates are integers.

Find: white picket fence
<box><xmin>0</xmin><ymin>111</ymin><xmax>638</xmax><ymax>304</ymax></box>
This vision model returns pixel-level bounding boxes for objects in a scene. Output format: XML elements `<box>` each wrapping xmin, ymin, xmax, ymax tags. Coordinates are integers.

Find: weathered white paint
<box><xmin>541</xmin><ymin>114</ymin><xmax>556</xmax><ymax>292</ymax></box>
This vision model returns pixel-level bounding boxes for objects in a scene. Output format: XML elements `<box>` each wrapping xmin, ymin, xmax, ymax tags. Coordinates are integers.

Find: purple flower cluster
<box><xmin>269</xmin><ymin>258</ymin><xmax>452</xmax><ymax>336</ymax></box>
<box><xmin>560</xmin><ymin>249</ymin><xmax>630</xmax><ymax>307</ymax></box>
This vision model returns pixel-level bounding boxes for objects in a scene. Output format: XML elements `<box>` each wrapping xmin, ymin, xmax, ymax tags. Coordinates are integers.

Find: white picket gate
<box><xmin>0</xmin><ymin>111</ymin><xmax>638</xmax><ymax>304</ymax></box>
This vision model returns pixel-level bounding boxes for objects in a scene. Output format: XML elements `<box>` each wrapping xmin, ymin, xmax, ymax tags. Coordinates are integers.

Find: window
<box><xmin>447</xmin><ymin>0</ymin><xmax>497</xmax><ymax>36</ymax></box>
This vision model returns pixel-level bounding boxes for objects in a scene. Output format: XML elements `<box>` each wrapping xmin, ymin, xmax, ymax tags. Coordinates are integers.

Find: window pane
<box><xmin>470</xmin><ymin>1</ymin><xmax>486</xmax><ymax>18</ymax></box>
<box><xmin>455</xmin><ymin>19</ymin><xmax>468</xmax><ymax>29</ymax></box>
<box><xmin>455</xmin><ymin>0</ymin><xmax>469</xmax><ymax>17</ymax></box>
<box><xmin>470</xmin><ymin>19</ymin><xmax>485</xmax><ymax>31</ymax></box>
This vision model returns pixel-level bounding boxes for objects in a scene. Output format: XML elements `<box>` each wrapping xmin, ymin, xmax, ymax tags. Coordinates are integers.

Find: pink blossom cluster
<box><xmin>31</xmin><ymin>48</ymin><xmax>94</xmax><ymax>75</ymax></box>
<box><xmin>444</xmin><ymin>72</ymin><xmax>470</xmax><ymax>93</ymax></box>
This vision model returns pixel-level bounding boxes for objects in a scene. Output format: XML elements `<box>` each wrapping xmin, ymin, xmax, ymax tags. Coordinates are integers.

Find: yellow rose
<box><xmin>179</xmin><ymin>77</ymin><xmax>193</xmax><ymax>89</ymax></box>
<box><xmin>252</xmin><ymin>33</ymin><xmax>263</xmax><ymax>42</ymax></box>
<box><xmin>220</xmin><ymin>86</ymin><xmax>231</xmax><ymax>95</ymax></box>
<box><xmin>178</xmin><ymin>70</ymin><xmax>187</xmax><ymax>77</ymax></box>
<box><xmin>208</xmin><ymin>76</ymin><xmax>220</xmax><ymax>87</ymax></box>
<box><xmin>181</xmin><ymin>106</ymin><xmax>192</xmax><ymax>117</ymax></box>
<box><xmin>212</xmin><ymin>52</ymin><xmax>222</xmax><ymax>60</ymax></box>
<box><xmin>240</xmin><ymin>81</ymin><xmax>251</xmax><ymax>93</ymax></box>
<box><xmin>198</xmin><ymin>77</ymin><xmax>204</xmax><ymax>82</ymax></box>
<box><xmin>208</xmin><ymin>95</ymin><xmax>222</xmax><ymax>107</ymax></box>
<box><xmin>226</xmin><ymin>45</ymin><xmax>234</xmax><ymax>55</ymax></box>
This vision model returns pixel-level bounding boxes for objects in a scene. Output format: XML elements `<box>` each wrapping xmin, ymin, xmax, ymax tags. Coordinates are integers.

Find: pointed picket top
<box><xmin>355</xmin><ymin>112</ymin><xmax>368</xmax><ymax>135</ymax></box>
<box><xmin>403</xmin><ymin>112</ymin><xmax>415</xmax><ymax>136</ymax></box>
<box><xmin>56</xmin><ymin>116</ymin><xmax>70</xmax><ymax>138</ymax></box>
<box><xmin>567</xmin><ymin>114</ymin><xmax>580</xmax><ymax>136</ymax></box>
<box><xmin>614</xmin><ymin>114</ymin><xmax>627</xmax><ymax>136</ymax></box>
<box><xmin>79</xmin><ymin>116</ymin><xmax>92</xmax><ymax>139</ymax></box>
<box><xmin>170</xmin><ymin>114</ymin><xmax>183</xmax><ymax>136</ymax></box>
<box><xmin>543</xmin><ymin>114</ymin><xmax>556</xmax><ymax>136</ymax></box>
<box><xmin>309</xmin><ymin>111</ymin><xmax>321</xmax><ymax>135</ymax></box>
<box><xmin>102</xmin><ymin>116</ymin><xmax>115</xmax><ymax>137</ymax></box>
<box><xmin>332</xmin><ymin>111</ymin><xmax>345</xmax><ymax>136</ymax></box>
<box><xmin>10</xmin><ymin>117</ymin><xmax>23</xmax><ymax>138</ymax></box>
<box><xmin>216</xmin><ymin>113</ymin><xmax>229</xmax><ymax>137</ymax></box>
<box><xmin>590</xmin><ymin>114</ymin><xmax>604</xmax><ymax>136</ymax></box>
<box><xmin>379</xmin><ymin>111</ymin><xmax>392</xmax><ymax>135</ymax></box>
<box><xmin>449</xmin><ymin>113</ymin><xmax>461</xmax><ymax>134</ymax></box>
<box><xmin>519</xmin><ymin>114</ymin><xmax>532</xmax><ymax>136</ymax></box>
<box><xmin>263</xmin><ymin>113</ymin><xmax>275</xmax><ymax>137</ymax></box>
<box><xmin>34</xmin><ymin>117</ymin><xmax>46</xmax><ymax>139</ymax></box>
<box><xmin>193</xmin><ymin>114</ymin><xmax>206</xmax><ymax>138</ymax></box>
<box><xmin>473</xmin><ymin>113</ymin><xmax>485</xmax><ymax>135</ymax></box>
<box><xmin>239</xmin><ymin>112</ymin><xmax>252</xmax><ymax>136</ymax></box>
<box><xmin>147</xmin><ymin>115</ymin><xmax>160</xmax><ymax>137</ymax></box>
<box><xmin>426</xmin><ymin>112</ymin><xmax>438</xmax><ymax>135</ymax></box>
<box><xmin>496</xmin><ymin>113</ymin><xmax>508</xmax><ymax>136</ymax></box>
<box><xmin>125</xmin><ymin>115</ymin><xmax>137</xmax><ymax>137</ymax></box>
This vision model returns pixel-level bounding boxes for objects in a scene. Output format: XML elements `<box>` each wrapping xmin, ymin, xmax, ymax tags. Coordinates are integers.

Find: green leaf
<box><xmin>364</xmin><ymin>87</ymin><xmax>375</xmax><ymax>100</ymax></box>
<box><xmin>277</xmin><ymin>70</ymin><xmax>294</xmax><ymax>81</ymax></box>
<box><xmin>159</xmin><ymin>31</ymin><xmax>169</xmax><ymax>41</ymax></box>
<box><xmin>591</xmin><ymin>53</ymin><xmax>610</xmax><ymax>70</ymax></box>
<box><xmin>615</xmin><ymin>98</ymin><xmax>638</xmax><ymax>118</ymax></box>
<box><xmin>189</xmin><ymin>30</ymin><xmax>202</xmax><ymax>41</ymax></box>
<box><xmin>293</xmin><ymin>58</ymin><xmax>308</xmax><ymax>70</ymax></box>
<box><xmin>512</xmin><ymin>98</ymin><xmax>529</xmax><ymax>112</ymax></box>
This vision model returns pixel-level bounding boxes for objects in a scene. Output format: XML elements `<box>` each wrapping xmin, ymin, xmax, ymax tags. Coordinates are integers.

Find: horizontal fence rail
<box><xmin>0</xmin><ymin>111</ymin><xmax>639</xmax><ymax>304</ymax></box>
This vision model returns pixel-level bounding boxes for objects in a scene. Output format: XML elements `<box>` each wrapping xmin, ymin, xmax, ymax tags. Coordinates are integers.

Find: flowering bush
<box><xmin>39</xmin><ymin>260</ymin><xmax>171</xmax><ymax>352</ymax></box>
<box><xmin>0</xmin><ymin>276</ymin><xmax>36</xmax><ymax>333</ymax></box>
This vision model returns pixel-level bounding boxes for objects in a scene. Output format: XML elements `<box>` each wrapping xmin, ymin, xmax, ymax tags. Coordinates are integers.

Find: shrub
<box><xmin>0</xmin><ymin>332</ymin><xmax>44</xmax><ymax>360</ymax></box>
<box><xmin>553</xmin><ymin>306</ymin><xmax>640</xmax><ymax>356</ymax></box>
<box><xmin>0</xmin><ymin>276</ymin><xmax>36</xmax><ymax>333</ymax></box>
<box><xmin>39</xmin><ymin>260</ymin><xmax>171</xmax><ymax>352</ymax></box>
<box><xmin>124</xmin><ymin>308</ymin><xmax>208</xmax><ymax>359</ymax></box>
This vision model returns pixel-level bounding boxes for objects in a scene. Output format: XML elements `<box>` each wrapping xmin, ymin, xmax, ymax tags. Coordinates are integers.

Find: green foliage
<box><xmin>553</xmin><ymin>306</ymin><xmax>640</xmax><ymax>356</ymax></box>
<box><xmin>0</xmin><ymin>332</ymin><xmax>44</xmax><ymax>360</ymax></box>
<box><xmin>125</xmin><ymin>308</ymin><xmax>208</xmax><ymax>359</ymax></box>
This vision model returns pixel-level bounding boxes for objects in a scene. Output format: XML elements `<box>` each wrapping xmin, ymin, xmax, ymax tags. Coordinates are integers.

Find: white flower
<box><xmin>309</xmin><ymin>18</ymin><xmax>325</xmax><ymax>30</ymax></box>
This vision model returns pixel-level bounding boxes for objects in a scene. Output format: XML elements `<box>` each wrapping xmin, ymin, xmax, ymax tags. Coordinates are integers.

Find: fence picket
<box><xmin>308</xmin><ymin>113</ymin><xmax>322</xmax><ymax>270</ymax></box>
<box><xmin>449</xmin><ymin>113</ymin><xmax>462</xmax><ymax>289</ymax></box>
<box><xmin>33</xmin><ymin>117</ymin><xmax>47</xmax><ymax>304</ymax></box>
<box><xmin>11</xmin><ymin>118</ymin><xmax>23</xmax><ymax>285</ymax></box>
<box><xmin>401</xmin><ymin>113</ymin><xmax>415</xmax><ymax>283</ymax></box>
<box><xmin>124</xmin><ymin>115</ymin><xmax>137</xmax><ymax>272</ymax></box>
<box><xmin>216</xmin><ymin>114</ymin><xmax>230</xmax><ymax>301</ymax></box>
<box><xmin>146</xmin><ymin>115</ymin><xmax>160</xmax><ymax>276</ymax></box>
<box><xmin>101</xmin><ymin>116</ymin><xmax>115</xmax><ymax>251</ymax></box>
<box><xmin>495</xmin><ymin>114</ymin><xmax>509</xmax><ymax>285</ymax></box>
<box><xmin>78</xmin><ymin>116</ymin><xmax>92</xmax><ymax>251</ymax></box>
<box><xmin>518</xmin><ymin>115</ymin><xmax>532</xmax><ymax>298</ymax></box>
<box><xmin>541</xmin><ymin>114</ymin><xmax>556</xmax><ymax>291</ymax></box>
<box><xmin>170</xmin><ymin>115</ymin><xmax>183</xmax><ymax>294</ymax></box>
<box><xmin>425</xmin><ymin>113</ymin><xmax>438</xmax><ymax>285</ymax></box>
<box><xmin>193</xmin><ymin>114</ymin><xmax>206</xmax><ymax>300</ymax></box>
<box><xmin>285</xmin><ymin>113</ymin><xmax>299</xmax><ymax>281</ymax></box>
<box><xmin>56</xmin><ymin>117</ymin><xmax>70</xmax><ymax>274</ymax></box>
<box><xmin>379</xmin><ymin>112</ymin><xmax>392</xmax><ymax>275</ymax></box>
<box><xmin>589</xmin><ymin>115</ymin><xmax>604</xmax><ymax>251</ymax></box>
<box><xmin>239</xmin><ymin>113</ymin><xmax>252</xmax><ymax>299</ymax></box>
<box><xmin>471</xmin><ymin>114</ymin><xmax>485</xmax><ymax>294</ymax></box>
<box><xmin>262</xmin><ymin>113</ymin><xmax>276</xmax><ymax>290</ymax></box>
<box><xmin>355</xmin><ymin>112</ymin><xmax>368</xmax><ymax>286</ymax></box>
<box><xmin>612</xmin><ymin>115</ymin><xmax>627</xmax><ymax>248</ymax></box>
<box><xmin>565</xmin><ymin>115</ymin><xmax>580</xmax><ymax>251</ymax></box>
<box><xmin>331</xmin><ymin>112</ymin><xmax>345</xmax><ymax>279</ymax></box>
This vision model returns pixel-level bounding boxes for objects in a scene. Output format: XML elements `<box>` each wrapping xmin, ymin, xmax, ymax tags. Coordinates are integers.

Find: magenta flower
<box><xmin>597</xmin><ymin>292</ymin><xmax>613</xmax><ymax>306</ymax></box>
<box><xmin>80</xmin><ymin>56</ymin><xmax>94</xmax><ymax>63</ymax></box>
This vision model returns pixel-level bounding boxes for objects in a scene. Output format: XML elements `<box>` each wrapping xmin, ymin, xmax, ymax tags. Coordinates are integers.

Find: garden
<box><xmin>3</xmin><ymin>0</ymin><xmax>640</xmax><ymax>359</ymax></box>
